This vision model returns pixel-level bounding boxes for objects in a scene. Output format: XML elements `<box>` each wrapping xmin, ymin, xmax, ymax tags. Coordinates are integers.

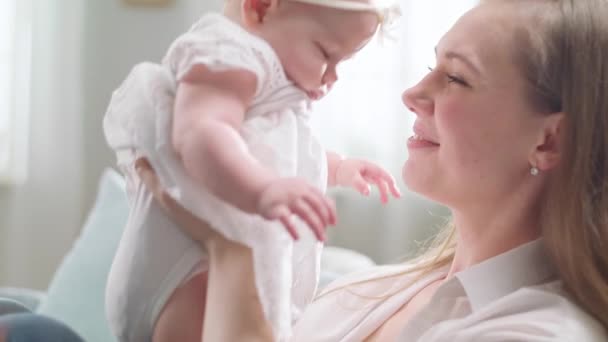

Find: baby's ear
<box><xmin>241</xmin><ymin>0</ymin><xmax>280</xmax><ymax>26</ymax></box>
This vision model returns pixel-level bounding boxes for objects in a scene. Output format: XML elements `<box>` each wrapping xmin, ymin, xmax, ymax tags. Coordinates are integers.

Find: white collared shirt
<box><xmin>291</xmin><ymin>240</ymin><xmax>606</xmax><ymax>341</ymax></box>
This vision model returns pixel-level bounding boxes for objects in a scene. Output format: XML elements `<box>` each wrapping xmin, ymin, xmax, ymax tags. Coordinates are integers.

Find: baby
<box><xmin>103</xmin><ymin>0</ymin><xmax>400</xmax><ymax>341</ymax></box>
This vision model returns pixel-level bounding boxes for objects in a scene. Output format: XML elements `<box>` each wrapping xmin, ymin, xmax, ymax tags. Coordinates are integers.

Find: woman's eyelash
<box><xmin>447</xmin><ymin>75</ymin><xmax>468</xmax><ymax>86</ymax></box>
<box><xmin>427</xmin><ymin>66</ymin><xmax>469</xmax><ymax>87</ymax></box>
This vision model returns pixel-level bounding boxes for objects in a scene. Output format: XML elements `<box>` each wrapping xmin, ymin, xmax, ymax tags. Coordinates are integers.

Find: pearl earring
<box><xmin>530</xmin><ymin>166</ymin><xmax>539</xmax><ymax>176</ymax></box>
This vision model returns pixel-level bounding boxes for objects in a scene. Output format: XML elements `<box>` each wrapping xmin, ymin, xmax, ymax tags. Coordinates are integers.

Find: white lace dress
<box><xmin>103</xmin><ymin>13</ymin><xmax>327</xmax><ymax>341</ymax></box>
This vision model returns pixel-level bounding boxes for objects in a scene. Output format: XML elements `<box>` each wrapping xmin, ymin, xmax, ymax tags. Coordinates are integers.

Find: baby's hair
<box><xmin>288</xmin><ymin>0</ymin><xmax>402</xmax><ymax>40</ymax></box>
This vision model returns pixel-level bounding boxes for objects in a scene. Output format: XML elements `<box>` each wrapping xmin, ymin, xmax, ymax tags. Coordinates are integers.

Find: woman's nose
<box><xmin>401</xmin><ymin>82</ymin><xmax>434</xmax><ymax>117</ymax></box>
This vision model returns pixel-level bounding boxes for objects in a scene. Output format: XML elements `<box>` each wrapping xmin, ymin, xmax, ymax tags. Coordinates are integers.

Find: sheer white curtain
<box><xmin>0</xmin><ymin>0</ymin><xmax>16</xmax><ymax>180</ymax></box>
<box><xmin>0</xmin><ymin>0</ymin><xmax>31</xmax><ymax>185</ymax></box>
<box><xmin>0</xmin><ymin>0</ymin><xmax>85</xmax><ymax>288</ymax></box>
<box><xmin>312</xmin><ymin>1</ymin><xmax>478</xmax><ymax>262</ymax></box>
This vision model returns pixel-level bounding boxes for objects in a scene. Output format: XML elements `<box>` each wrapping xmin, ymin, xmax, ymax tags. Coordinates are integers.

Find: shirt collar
<box><xmin>454</xmin><ymin>239</ymin><xmax>557</xmax><ymax>311</ymax></box>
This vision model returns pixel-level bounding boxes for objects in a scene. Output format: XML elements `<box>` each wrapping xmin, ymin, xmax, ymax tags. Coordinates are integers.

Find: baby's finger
<box><xmin>275</xmin><ymin>206</ymin><xmax>299</xmax><ymax>240</ymax></box>
<box><xmin>389</xmin><ymin>179</ymin><xmax>401</xmax><ymax>198</ymax></box>
<box><xmin>352</xmin><ymin>174</ymin><xmax>371</xmax><ymax>196</ymax></box>
<box><xmin>292</xmin><ymin>199</ymin><xmax>326</xmax><ymax>242</ymax></box>
<box><xmin>366</xmin><ymin>176</ymin><xmax>389</xmax><ymax>203</ymax></box>
<box><xmin>324</xmin><ymin>196</ymin><xmax>337</xmax><ymax>225</ymax></box>
<box><xmin>369</xmin><ymin>168</ymin><xmax>401</xmax><ymax>198</ymax></box>
<box><xmin>303</xmin><ymin>192</ymin><xmax>331</xmax><ymax>227</ymax></box>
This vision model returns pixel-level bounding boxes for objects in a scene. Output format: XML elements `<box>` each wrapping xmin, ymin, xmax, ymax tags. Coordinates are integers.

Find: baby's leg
<box><xmin>152</xmin><ymin>271</ymin><xmax>208</xmax><ymax>342</ymax></box>
<box><xmin>203</xmin><ymin>237</ymin><xmax>274</xmax><ymax>342</ymax></box>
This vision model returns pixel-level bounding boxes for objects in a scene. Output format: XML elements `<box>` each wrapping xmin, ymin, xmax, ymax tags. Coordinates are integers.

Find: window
<box><xmin>0</xmin><ymin>0</ymin><xmax>31</xmax><ymax>185</ymax></box>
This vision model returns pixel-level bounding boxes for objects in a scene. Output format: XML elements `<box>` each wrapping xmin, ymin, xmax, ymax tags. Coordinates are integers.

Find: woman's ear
<box><xmin>241</xmin><ymin>0</ymin><xmax>280</xmax><ymax>26</ymax></box>
<box><xmin>531</xmin><ymin>113</ymin><xmax>565</xmax><ymax>172</ymax></box>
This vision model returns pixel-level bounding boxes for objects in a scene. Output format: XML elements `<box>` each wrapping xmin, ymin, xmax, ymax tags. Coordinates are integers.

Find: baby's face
<box><xmin>257</xmin><ymin>2</ymin><xmax>379</xmax><ymax>100</ymax></box>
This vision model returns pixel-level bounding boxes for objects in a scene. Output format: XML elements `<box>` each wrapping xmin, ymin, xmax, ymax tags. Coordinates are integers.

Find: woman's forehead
<box><xmin>437</xmin><ymin>4</ymin><xmax>520</xmax><ymax>76</ymax></box>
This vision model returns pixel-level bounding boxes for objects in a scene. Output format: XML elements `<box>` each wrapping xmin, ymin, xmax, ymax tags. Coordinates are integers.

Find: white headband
<box><xmin>289</xmin><ymin>0</ymin><xmax>384</xmax><ymax>11</ymax></box>
<box><xmin>287</xmin><ymin>0</ymin><xmax>402</xmax><ymax>40</ymax></box>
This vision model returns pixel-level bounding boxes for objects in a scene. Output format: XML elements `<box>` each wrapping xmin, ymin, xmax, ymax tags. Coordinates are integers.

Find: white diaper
<box><xmin>105</xmin><ymin>165</ymin><xmax>208</xmax><ymax>342</ymax></box>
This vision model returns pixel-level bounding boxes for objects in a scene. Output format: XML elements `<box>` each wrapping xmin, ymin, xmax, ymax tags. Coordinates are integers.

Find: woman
<box><xmin>135</xmin><ymin>0</ymin><xmax>608</xmax><ymax>340</ymax></box>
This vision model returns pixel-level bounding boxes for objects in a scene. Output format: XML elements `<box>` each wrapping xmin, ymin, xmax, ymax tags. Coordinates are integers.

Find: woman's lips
<box><xmin>408</xmin><ymin>123</ymin><xmax>440</xmax><ymax>148</ymax></box>
<box><xmin>407</xmin><ymin>134</ymin><xmax>440</xmax><ymax>148</ymax></box>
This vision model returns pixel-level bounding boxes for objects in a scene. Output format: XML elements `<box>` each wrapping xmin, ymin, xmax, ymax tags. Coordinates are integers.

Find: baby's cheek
<box><xmin>284</xmin><ymin>56</ymin><xmax>315</xmax><ymax>86</ymax></box>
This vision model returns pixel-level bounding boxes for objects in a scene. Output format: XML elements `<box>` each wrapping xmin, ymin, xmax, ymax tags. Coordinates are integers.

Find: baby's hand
<box><xmin>336</xmin><ymin>159</ymin><xmax>401</xmax><ymax>203</ymax></box>
<box><xmin>256</xmin><ymin>178</ymin><xmax>336</xmax><ymax>242</ymax></box>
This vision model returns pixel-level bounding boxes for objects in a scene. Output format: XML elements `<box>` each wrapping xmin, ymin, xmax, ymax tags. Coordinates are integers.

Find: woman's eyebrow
<box><xmin>435</xmin><ymin>46</ymin><xmax>482</xmax><ymax>76</ymax></box>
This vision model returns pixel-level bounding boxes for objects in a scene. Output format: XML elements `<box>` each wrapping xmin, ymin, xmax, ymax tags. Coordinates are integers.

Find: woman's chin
<box><xmin>402</xmin><ymin>162</ymin><xmax>436</xmax><ymax>198</ymax></box>
<box><xmin>402</xmin><ymin>160</ymin><xmax>421</xmax><ymax>183</ymax></box>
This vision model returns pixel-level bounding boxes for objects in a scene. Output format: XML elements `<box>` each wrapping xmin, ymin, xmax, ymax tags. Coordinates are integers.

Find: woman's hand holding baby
<box><xmin>135</xmin><ymin>158</ymin><xmax>223</xmax><ymax>245</ymax></box>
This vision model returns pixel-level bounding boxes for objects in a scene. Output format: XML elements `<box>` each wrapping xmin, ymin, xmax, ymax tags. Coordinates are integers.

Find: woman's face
<box><xmin>401</xmin><ymin>4</ymin><xmax>549</xmax><ymax>210</ymax></box>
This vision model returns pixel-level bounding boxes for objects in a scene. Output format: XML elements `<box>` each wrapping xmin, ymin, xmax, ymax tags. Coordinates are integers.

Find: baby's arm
<box><xmin>172</xmin><ymin>66</ymin><xmax>335</xmax><ymax>239</ymax></box>
<box><xmin>326</xmin><ymin>151</ymin><xmax>401</xmax><ymax>203</ymax></box>
<box><xmin>173</xmin><ymin>66</ymin><xmax>269</xmax><ymax>214</ymax></box>
<box><xmin>326</xmin><ymin>151</ymin><xmax>345</xmax><ymax>187</ymax></box>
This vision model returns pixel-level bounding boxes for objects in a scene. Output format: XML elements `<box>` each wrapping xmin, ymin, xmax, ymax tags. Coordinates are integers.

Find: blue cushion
<box><xmin>37</xmin><ymin>169</ymin><xmax>128</xmax><ymax>342</ymax></box>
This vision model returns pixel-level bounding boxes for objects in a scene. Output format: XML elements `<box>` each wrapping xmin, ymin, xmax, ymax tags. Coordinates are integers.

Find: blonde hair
<box><xmin>317</xmin><ymin>223</ymin><xmax>456</xmax><ymax>301</ymax></box>
<box><xmin>321</xmin><ymin>0</ymin><xmax>608</xmax><ymax>329</ymax></box>
<box><xmin>494</xmin><ymin>0</ymin><xmax>608</xmax><ymax>329</ymax></box>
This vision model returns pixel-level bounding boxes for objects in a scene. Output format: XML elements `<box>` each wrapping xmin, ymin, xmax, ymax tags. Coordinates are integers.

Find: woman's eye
<box><xmin>446</xmin><ymin>74</ymin><xmax>469</xmax><ymax>86</ymax></box>
<box><xmin>427</xmin><ymin>66</ymin><xmax>469</xmax><ymax>87</ymax></box>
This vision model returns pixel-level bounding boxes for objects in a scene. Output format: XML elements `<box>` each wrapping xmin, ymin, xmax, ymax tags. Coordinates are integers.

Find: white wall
<box><xmin>82</xmin><ymin>0</ymin><xmax>224</xmax><ymax>211</ymax></box>
<box><xmin>0</xmin><ymin>0</ymin><xmax>223</xmax><ymax>289</ymax></box>
<box><xmin>0</xmin><ymin>0</ymin><xmax>85</xmax><ymax>289</ymax></box>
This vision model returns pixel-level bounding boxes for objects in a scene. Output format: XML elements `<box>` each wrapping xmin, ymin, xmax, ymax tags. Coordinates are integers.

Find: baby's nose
<box><xmin>323</xmin><ymin>69</ymin><xmax>338</xmax><ymax>86</ymax></box>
